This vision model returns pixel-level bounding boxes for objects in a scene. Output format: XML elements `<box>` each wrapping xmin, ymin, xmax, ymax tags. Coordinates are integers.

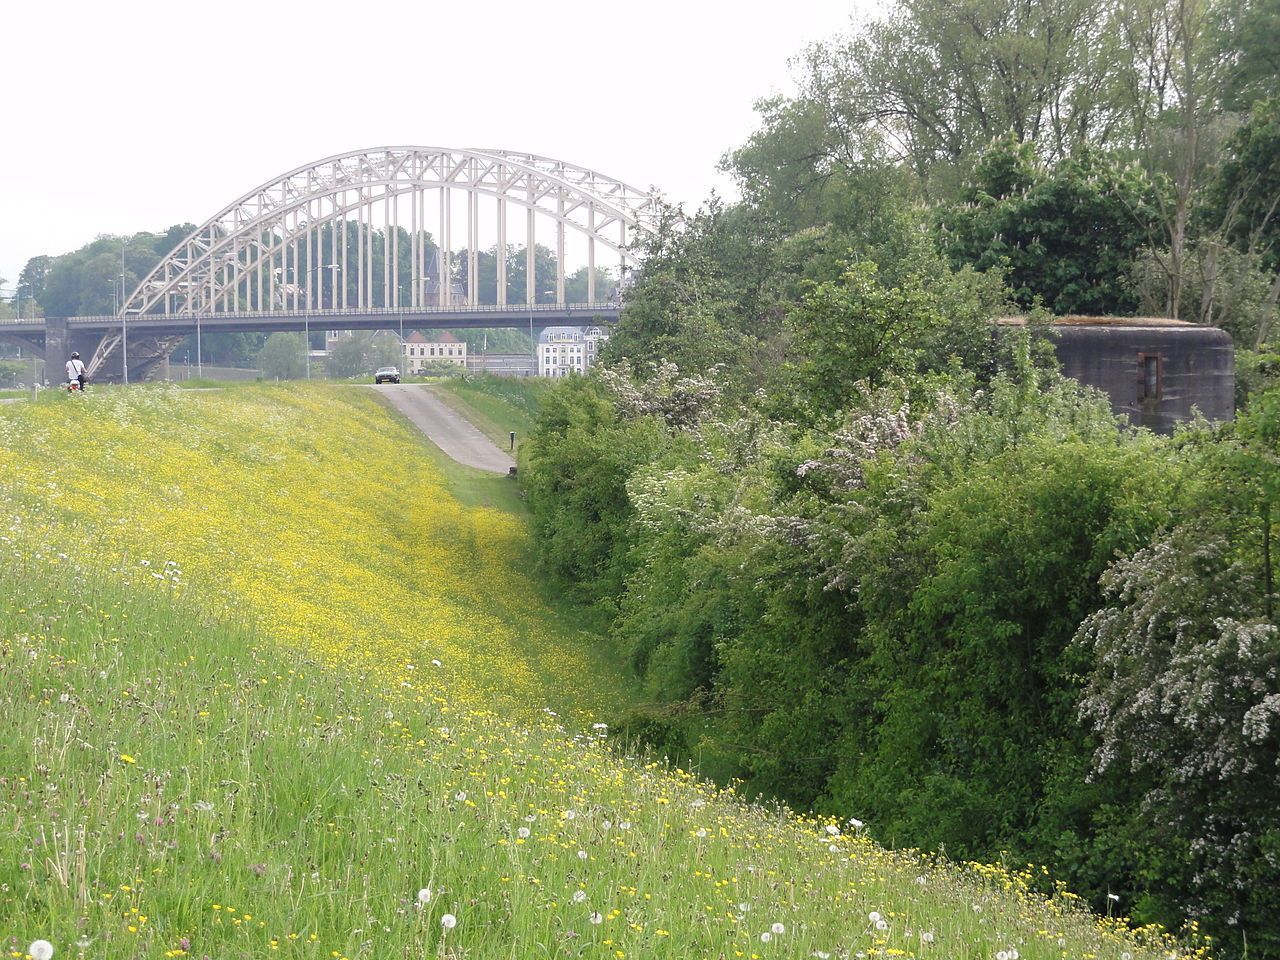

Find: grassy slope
<box><xmin>0</xmin><ymin>385</ymin><xmax>1202</xmax><ymax>960</ymax></box>
<box><xmin>432</xmin><ymin>375</ymin><xmax>546</xmax><ymax>454</ymax></box>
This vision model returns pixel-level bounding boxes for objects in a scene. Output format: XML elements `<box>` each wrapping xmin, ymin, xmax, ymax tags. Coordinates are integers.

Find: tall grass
<box><xmin>0</xmin><ymin>384</ymin><xmax>1206</xmax><ymax>959</ymax></box>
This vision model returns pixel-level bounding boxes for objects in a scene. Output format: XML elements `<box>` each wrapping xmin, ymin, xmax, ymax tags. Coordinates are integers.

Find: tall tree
<box><xmin>796</xmin><ymin>0</ymin><xmax>1116</xmax><ymax>183</ymax></box>
<box><xmin>942</xmin><ymin>135</ymin><xmax>1163</xmax><ymax>314</ymax></box>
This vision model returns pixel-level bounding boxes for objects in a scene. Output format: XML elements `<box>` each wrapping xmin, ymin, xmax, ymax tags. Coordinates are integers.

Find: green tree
<box><xmin>942</xmin><ymin>136</ymin><xmax>1163</xmax><ymax>314</ymax></box>
<box><xmin>1217</xmin><ymin>0</ymin><xmax>1280</xmax><ymax>107</ymax></box>
<box><xmin>523</xmin><ymin>377</ymin><xmax>670</xmax><ymax>607</ymax></box>
<box><xmin>257</xmin><ymin>332</ymin><xmax>306</xmax><ymax>380</ymax></box>
<box><xmin>796</xmin><ymin>0</ymin><xmax>1118</xmax><ymax>182</ymax></box>
<box><xmin>787</xmin><ymin>258</ymin><xmax>1009</xmax><ymax>419</ymax></box>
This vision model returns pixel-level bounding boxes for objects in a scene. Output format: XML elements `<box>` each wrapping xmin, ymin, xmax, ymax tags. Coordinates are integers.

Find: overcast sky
<box><xmin>0</xmin><ymin>0</ymin><xmax>880</xmax><ymax>290</ymax></box>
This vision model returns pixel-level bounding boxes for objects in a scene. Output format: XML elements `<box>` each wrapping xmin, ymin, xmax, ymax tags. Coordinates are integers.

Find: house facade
<box><xmin>403</xmin><ymin>331</ymin><xmax>467</xmax><ymax>371</ymax></box>
<box><xmin>537</xmin><ymin>326</ymin><xmax>608</xmax><ymax>378</ymax></box>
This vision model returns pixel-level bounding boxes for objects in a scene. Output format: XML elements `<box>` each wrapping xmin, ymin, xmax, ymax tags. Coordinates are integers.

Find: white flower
<box><xmin>619</xmin><ymin>820</ymin><xmax>631</xmax><ymax>830</ymax></box>
<box><xmin>28</xmin><ymin>942</ymin><xmax>53</xmax><ymax>960</ymax></box>
<box><xmin>760</xmin><ymin>932</ymin><xmax>773</xmax><ymax>944</ymax></box>
<box><xmin>868</xmin><ymin>911</ymin><xmax>881</xmax><ymax>923</ymax></box>
<box><xmin>771</xmin><ymin>922</ymin><xmax>785</xmax><ymax>934</ymax></box>
<box><xmin>997</xmin><ymin>952</ymin><xmax>1009</xmax><ymax>960</ymax></box>
<box><xmin>1008</xmin><ymin>952</ymin><xmax>1019</xmax><ymax>960</ymax></box>
<box><xmin>814</xmin><ymin>953</ymin><xmax>832</xmax><ymax>959</ymax></box>
<box><xmin>696</xmin><ymin>828</ymin><xmax>708</xmax><ymax>838</ymax></box>
<box><xmin>441</xmin><ymin>914</ymin><xmax>457</xmax><ymax>930</ymax></box>
<box><xmin>589</xmin><ymin>912</ymin><xmax>603</xmax><ymax>925</ymax></box>
<box><xmin>738</xmin><ymin>902</ymin><xmax>750</xmax><ymax>913</ymax></box>
<box><xmin>572</xmin><ymin>890</ymin><xmax>587</xmax><ymax>903</ymax></box>
<box><xmin>417</xmin><ymin>887</ymin><xmax>432</xmax><ymax>904</ymax></box>
<box><xmin>875</xmin><ymin>920</ymin><xmax>888</xmax><ymax>931</ymax></box>
<box><xmin>601</xmin><ymin>819</ymin><xmax>612</xmax><ymax>830</ymax></box>
<box><xmin>563</xmin><ymin>810</ymin><xmax>576</xmax><ymax>821</ymax></box>
<box><xmin>454</xmin><ymin>790</ymin><xmax>467</xmax><ymax>802</ymax></box>
<box><xmin>431</xmin><ymin>659</ymin><xmax>442</xmax><ymax>667</ymax></box>
<box><xmin>517</xmin><ymin>826</ymin><xmax>530</xmax><ymax>839</ymax></box>
<box><xmin>825</xmin><ymin>824</ymin><xmax>840</xmax><ymax>836</ymax></box>
<box><xmin>848</xmin><ymin>817</ymin><xmax>864</xmax><ymax>828</ymax></box>
<box><xmin>577</xmin><ymin>849</ymin><xmax>588</xmax><ymax>860</ymax></box>
<box><xmin>921</xmin><ymin>931</ymin><xmax>935</xmax><ymax>943</ymax></box>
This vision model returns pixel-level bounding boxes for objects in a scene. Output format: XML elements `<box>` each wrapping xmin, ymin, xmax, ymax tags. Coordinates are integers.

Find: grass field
<box><xmin>0</xmin><ymin>384</ymin><xmax>1206</xmax><ymax>960</ymax></box>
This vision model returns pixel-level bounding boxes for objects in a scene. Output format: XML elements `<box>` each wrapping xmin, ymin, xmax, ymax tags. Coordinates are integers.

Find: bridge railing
<box><xmin>0</xmin><ymin>302</ymin><xmax>621</xmax><ymax>326</ymax></box>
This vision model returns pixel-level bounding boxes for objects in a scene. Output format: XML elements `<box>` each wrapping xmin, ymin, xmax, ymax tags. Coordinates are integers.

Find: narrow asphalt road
<box><xmin>370</xmin><ymin>384</ymin><xmax>515</xmax><ymax>474</ymax></box>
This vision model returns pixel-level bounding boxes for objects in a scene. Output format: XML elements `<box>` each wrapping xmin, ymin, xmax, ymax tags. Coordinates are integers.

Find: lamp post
<box><xmin>116</xmin><ymin>232</ymin><xmax>162</xmax><ymax>386</ymax></box>
<box><xmin>119</xmin><ymin>261</ymin><xmax>129</xmax><ymax>386</ymax></box>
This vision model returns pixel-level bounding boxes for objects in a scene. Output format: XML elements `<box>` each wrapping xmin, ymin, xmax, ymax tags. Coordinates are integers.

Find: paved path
<box><xmin>370</xmin><ymin>384</ymin><xmax>515</xmax><ymax>474</ymax></box>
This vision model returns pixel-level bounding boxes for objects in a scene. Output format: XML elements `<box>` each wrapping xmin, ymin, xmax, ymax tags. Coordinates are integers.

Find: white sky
<box><xmin>0</xmin><ymin>0</ymin><xmax>878</xmax><ymax>290</ymax></box>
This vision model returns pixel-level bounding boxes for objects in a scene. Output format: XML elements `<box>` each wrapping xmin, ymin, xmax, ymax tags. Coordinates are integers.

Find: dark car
<box><xmin>374</xmin><ymin>366</ymin><xmax>401</xmax><ymax>384</ymax></box>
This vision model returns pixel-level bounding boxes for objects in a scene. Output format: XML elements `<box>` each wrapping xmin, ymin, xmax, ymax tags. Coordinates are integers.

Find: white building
<box><xmin>537</xmin><ymin>326</ymin><xmax>608</xmax><ymax>378</ymax></box>
<box><xmin>404</xmin><ymin>331</ymin><xmax>467</xmax><ymax>371</ymax></box>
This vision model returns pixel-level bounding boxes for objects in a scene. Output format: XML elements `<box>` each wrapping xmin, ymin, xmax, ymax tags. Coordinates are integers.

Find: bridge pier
<box><xmin>45</xmin><ymin>317</ymin><xmax>70</xmax><ymax>381</ymax></box>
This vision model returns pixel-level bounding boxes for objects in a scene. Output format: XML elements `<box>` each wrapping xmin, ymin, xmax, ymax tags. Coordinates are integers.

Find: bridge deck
<box><xmin>0</xmin><ymin>303</ymin><xmax>620</xmax><ymax>340</ymax></box>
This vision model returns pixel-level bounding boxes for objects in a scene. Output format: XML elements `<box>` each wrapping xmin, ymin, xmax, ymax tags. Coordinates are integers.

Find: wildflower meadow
<box><xmin>0</xmin><ymin>385</ymin><xmax>1207</xmax><ymax>959</ymax></box>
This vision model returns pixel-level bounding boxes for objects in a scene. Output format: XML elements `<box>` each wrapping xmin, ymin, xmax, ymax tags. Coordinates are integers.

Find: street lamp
<box><xmin>117</xmin><ymin>231</ymin><xmax>163</xmax><ymax>386</ymax></box>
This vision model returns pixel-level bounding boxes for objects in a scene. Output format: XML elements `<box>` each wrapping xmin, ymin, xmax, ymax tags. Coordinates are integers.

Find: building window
<box><xmin>1139</xmin><ymin>353</ymin><xmax>1162</xmax><ymax>401</ymax></box>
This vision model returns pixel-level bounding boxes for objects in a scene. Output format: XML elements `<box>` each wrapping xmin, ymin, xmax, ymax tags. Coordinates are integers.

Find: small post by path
<box><xmin>509</xmin><ymin>431</ymin><xmax>516</xmax><ymax>451</ymax></box>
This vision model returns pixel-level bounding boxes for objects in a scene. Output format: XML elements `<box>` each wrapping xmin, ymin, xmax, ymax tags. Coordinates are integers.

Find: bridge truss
<box><xmin>124</xmin><ymin>147</ymin><xmax>662</xmax><ymax>320</ymax></box>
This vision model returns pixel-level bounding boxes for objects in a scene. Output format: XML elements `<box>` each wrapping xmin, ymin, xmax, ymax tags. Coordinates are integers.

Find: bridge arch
<box><xmin>124</xmin><ymin>146</ymin><xmax>662</xmax><ymax>318</ymax></box>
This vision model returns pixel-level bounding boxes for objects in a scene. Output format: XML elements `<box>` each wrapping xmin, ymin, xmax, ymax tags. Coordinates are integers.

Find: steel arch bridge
<box><xmin>2</xmin><ymin>147</ymin><xmax>663</xmax><ymax>380</ymax></box>
<box><xmin>126</xmin><ymin>146</ymin><xmax>661</xmax><ymax>319</ymax></box>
